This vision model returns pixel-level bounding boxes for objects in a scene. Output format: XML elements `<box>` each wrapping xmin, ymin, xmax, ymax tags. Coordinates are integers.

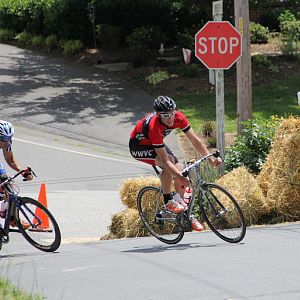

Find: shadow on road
<box><xmin>122</xmin><ymin>241</ymin><xmax>244</xmax><ymax>253</ymax></box>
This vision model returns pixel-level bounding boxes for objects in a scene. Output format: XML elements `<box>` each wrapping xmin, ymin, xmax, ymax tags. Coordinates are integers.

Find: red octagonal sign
<box><xmin>195</xmin><ymin>21</ymin><xmax>242</xmax><ymax>69</ymax></box>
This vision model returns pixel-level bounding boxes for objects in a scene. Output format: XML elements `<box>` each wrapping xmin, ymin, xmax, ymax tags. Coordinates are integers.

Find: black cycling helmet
<box><xmin>153</xmin><ymin>96</ymin><xmax>176</xmax><ymax>113</ymax></box>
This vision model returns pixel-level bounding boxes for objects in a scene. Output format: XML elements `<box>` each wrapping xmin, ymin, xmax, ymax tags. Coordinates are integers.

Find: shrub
<box><xmin>250</xmin><ymin>22</ymin><xmax>269</xmax><ymax>44</ymax></box>
<box><xmin>96</xmin><ymin>24</ymin><xmax>121</xmax><ymax>49</ymax></box>
<box><xmin>31</xmin><ymin>35</ymin><xmax>45</xmax><ymax>48</ymax></box>
<box><xmin>15</xmin><ymin>31</ymin><xmax>32</xmax><ymax>45</ymax></box>
<box><xmin>224</xmin><ymin>117</ymin><xmax>281</xmax><ymax>174</ymax></box>
<box><xmin>176</xmin><ymin>32</ymin><xmax>194</xmax><ymax>50</ymax></box>
<box><xmin>45</xmin><ymin>34</ymin><xmax>58</xmax><ymax>50</ymax></box>
<box><xmin>60</xmin><ymin>39</ymin><xmax>84</xmax><ymax>56</ymax></box>
<box><xmin>179</xmin><ymin>63</ymin><xmax>202</xmax><ymax>78</ymax></box>
<box><xmin>278</xmin><ymin>9</ymin><xmax>296</xmax><ymax>24</ymax></box>
<box><xmin>279</xmin><ymin>10</ymin><xmax>300</xmax><ymax>57</ymax></box>
<box><xmin>252</xmin><ymin>55</ymin><xmax>271</xmax><ymax>67</ymax></box>
<box><xmin>126</xmin><ymin>27</ymin><xmax>151</xmax><ymax>52</ymax></box>
<box><xmin>126</xmin><ymin>26</ymin><xmax>165</xmax><ymax>52</ymax></box>
<box><xmin>145</xmin><ymin>71</ymin><xmax>169</xmax><ymax>85</ymax></box>
<box><xmin>0</xmin><ymin>29</ymin><xmax>15</xmax><ymax>42</ymax></box>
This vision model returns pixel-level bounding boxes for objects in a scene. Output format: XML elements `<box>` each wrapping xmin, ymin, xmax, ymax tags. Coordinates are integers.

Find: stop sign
<box><xmin>195</xmin><ymin>21</ymin><xmax>242</xmax><ymax>69</ymax></box>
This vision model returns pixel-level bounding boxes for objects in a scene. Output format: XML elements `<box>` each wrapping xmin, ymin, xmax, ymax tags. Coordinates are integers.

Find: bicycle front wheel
<box><xmin>137</xmin><ymin>186</ymin><xmax>184</xmax><ymax>244</ymax></box>
<box><xmin>199</xmin><ymin>183</ymin><xmax>246</xmax><ymax>243</ymax></box>
<box><xmin>14</xmin><ymin>197</ymin><xmax>61</xmax><ymax>252</ymax></box>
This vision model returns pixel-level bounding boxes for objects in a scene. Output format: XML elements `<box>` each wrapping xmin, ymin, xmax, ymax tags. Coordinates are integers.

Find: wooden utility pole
<box><xmin>234</xmin><ymin>0</ymin><xmax>252</xmax><ymax>134</ymax></box>
<box><xmin>213</xmin><ymin>0</ymin><xmax>225</xmax><ymax>176</ymax></box>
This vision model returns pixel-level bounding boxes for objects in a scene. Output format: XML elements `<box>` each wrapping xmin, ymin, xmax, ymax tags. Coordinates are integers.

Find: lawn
<box><xmin>175</xmin><ymin>72</ymin><xmax>300</xmax><ymax>133</ymax></box>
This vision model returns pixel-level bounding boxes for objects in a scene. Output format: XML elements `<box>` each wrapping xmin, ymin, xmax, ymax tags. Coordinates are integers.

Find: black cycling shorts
<box><xmin>129</xmin><ymin>139</ymin><xmax>178</xmax><ymax>166</ymax></box>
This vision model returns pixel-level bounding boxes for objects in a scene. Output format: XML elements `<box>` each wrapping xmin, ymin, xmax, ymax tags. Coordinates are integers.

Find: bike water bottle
<box><xmin>183</xmin><ymin>187</ymin><xmax>193</xmax><ymax>205</ymax></box>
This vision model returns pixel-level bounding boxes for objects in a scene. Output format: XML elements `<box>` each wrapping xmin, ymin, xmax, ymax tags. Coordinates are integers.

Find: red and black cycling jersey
<box><xmin>130</xmin><ymin>111</ymin><xmax>190</xmax><ymax>148</ymax></box>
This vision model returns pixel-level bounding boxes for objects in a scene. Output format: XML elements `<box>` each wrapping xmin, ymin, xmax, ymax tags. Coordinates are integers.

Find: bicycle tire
<box><xmin>137</xmin><ymin>186</ymin><xmax>184</xmax><ymax>244</ymax></box>
<box><xmin>199</xmin><ymin>183</ymin><xmax>246</xmax><ymax>243</ymax></box>
<box><xmin>14</xmin><ymin>197</ymin><xmax>61</xmax><ymax>252</ymax></box>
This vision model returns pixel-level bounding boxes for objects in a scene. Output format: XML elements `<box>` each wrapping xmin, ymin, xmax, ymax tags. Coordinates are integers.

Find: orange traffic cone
<box><xmin>33</xmin><ymin>183</ymin><xmax>50</xmax><ymax>230</ymax></box>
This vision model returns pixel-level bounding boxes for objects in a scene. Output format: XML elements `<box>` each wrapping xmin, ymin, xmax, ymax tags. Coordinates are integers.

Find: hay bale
<box><xmin>119</xmin><ymin>176</ymin><xmax>160</xmax><ymax>209</ymax></box>
<box><xmin>216</xmin><ymin>166</ymin><xmax>267</xmax><ymax>225</ymax></box>
<box><xmin>103</xmin><ymin>208</ymin><xmax>148</xmax><ymax>239</ymax></box>
<box><xmin>257</xmin><ymin>117</ymin><xmax>300</xmax><ymax>219</ymax></box>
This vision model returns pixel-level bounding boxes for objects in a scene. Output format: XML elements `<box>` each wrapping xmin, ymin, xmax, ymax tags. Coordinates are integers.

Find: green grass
<box><xmin>0</xmin><ymin>278</ymin><xmax>43</xmax><ymax>300</ymax></box>
<box><xmin>175</xmin><ymin>72</ymin><xmax>300</xmax><ymax>133</ymax></box>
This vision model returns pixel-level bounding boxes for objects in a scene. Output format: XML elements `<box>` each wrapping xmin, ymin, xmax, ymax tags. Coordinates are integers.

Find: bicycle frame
<box><xmin>0</xmin><ymin>168</ymin><xmax>40</xmax><ymax>239</ymax></box>
<box><xmin>181</xmin><ymin>151</ymin><xmax>222</xmax><ymax>218</ymax></box>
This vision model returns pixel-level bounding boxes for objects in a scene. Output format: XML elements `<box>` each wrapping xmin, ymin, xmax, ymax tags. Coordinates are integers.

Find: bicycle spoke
<box><xmin>200</xmin><ymin>184</ymin><xmax>246</xmax><ymax>243</ymax></box>
<box><xmin>137</xmin><ymin>186</ymin><xmax>184</xmax><ymax>244</ymax></box>
<box><xmin>15</xmin><ymin>197</ymin><xmax>61</xmax><ymax>252</ymax></box>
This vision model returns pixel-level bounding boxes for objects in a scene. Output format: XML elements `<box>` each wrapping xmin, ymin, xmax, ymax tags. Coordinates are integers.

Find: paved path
<box><xmin>0</xmin><ymin>43</ymin><xmax>181</xmax><ymax>156</ymax></box>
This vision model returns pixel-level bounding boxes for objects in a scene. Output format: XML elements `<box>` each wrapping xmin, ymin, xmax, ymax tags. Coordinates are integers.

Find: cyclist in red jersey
<box><xmin>129</xmin><ymin>96</ymin><xmax>221</xmax><ymax>231</ymax></box>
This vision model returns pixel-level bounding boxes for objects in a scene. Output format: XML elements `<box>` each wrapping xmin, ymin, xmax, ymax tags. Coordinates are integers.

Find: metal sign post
<box><xmin>213</xmin><ymin>1</ymin><xmax>225</xmax><ymax>176</ymax></box>
<box><xmin>87</xmin><ymin>3</ymin><xmax>97</xmax><ymax>48</ymax></box>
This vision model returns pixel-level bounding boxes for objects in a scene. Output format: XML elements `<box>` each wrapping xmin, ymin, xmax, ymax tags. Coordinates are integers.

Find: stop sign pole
<box><xmin>195</xmin><ymin>0</ymin><xmax>242</xmax><ymax>175</ymax></box>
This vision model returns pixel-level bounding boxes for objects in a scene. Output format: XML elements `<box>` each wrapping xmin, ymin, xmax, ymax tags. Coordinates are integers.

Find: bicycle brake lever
<box><xmin>182</xmin><ymin>170</ymin><xmax>189</xmax><ymax>177</ymax></box>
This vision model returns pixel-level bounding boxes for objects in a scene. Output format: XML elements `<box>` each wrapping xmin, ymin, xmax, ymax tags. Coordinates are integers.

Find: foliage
<box><xmin>145</xmin><ymin>71</ymin><xmax>169</xmax><ymax>85</ymax></box>
<box><xmin>201</xmin><ymin>120</ymin><xmax>216</xmax><ymax>148</ymax></box>
<box><xmin>250</xmin><ymin>22</ymin><xmax>270</xmax><ymax>44</ymax></box>
<box><xmin>279</xmin><ymin>10</ymin><xmax>300</xmax><ymax>56</ymax></box>
<box><xmin>179</xmin><ymin>63</ymin><xmax>203</xmax><ymax>78</ymax></box>
<box><xmin>96</xmin><ymin>24</ymin><xmax>121</xmax><ymax>49</ymax></box>
<box><xmin>15</xmin><ymin>31</ymin><xmax>32</xmax><ymax>45</ymax></box>
<box><xmin>31</xmin><ymin>35</ymin><xmax>45</xmax><ymax>48</ymax></box>
<box><xmin>278</xmin><ymin>9</ymin><xmax>297</xmax><ymax>24</ymax></box>
<box><xmin>126</xmin><ymin>26</ymin><xmax>166</xmax><ymax>52</ymax></box>
<box><xmin>0</xmin><ymin>28</ymin><xmax>15</xmax><ymax>42</ymax></box>
<box><xmin>1</xmin><ymin>0</ymin><xmax>300</xmax><ymax>49</ymax></box>
<box><xmin>94</xmin><ymin>0</ymin><xmax>174</xmax><ymax>41</ymax></box>
<box><xmin>224</xmin><ymin>117</ymin><xmax>282</xmax><ymax>174</ymax></box>
<box><xmin>176</xmin><ymin>32</ymin><xmax>195</xmax><ymax>50</ymax></box>
<box><xmin>45</xmin><ymin>34</ymin><xmax>58</xmax><ymax>49</ymax></box>
<box><xmin>0</xmin><ymin>277</ymin><xmax>43</xmax><ymax>300</ymax></box>
<box><xmin>60</xmin><ymin>39</ymin><xmax>84</xmax><ymax>56</ymax></box>
<box><xmin>126</xmin><ymin>27</ymin><xmax>152</xmax><ymax>52</ymax></box>
<box><xmin>252</xmin><ymin>54</ymin><xmax>272</xmax><ymax>67</ymax></box>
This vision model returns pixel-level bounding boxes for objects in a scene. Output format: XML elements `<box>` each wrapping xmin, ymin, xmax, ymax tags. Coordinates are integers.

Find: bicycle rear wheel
<box><xmin>199</xmin><ymin>183</ymin><xmax>246</xmax><ymax>243</ymax></box>
<box><xmin>137</xmin><ymin>186</ymin><xmax>184</xmax><ymax>244</ymax></box>
<box><xmin>14</xmin><ymin>197</ymin><xmax>61</xmax><ymax>252</ymax></box>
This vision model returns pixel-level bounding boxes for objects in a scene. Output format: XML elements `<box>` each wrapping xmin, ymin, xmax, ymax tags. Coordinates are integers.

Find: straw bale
<box><xmin>216</xmin><ymin>166</ymin><xmax>267</xmax><ymax>225</ymax></box>
<box><xmin>119</xmin><ymin>176</ymin><xmax>161</xmax><ymax>209</ymax></box>
<box><xmin>105</xmin><ymin>208</ymin><xmax>148</xmax><ymax>239</ymax></box>
<box><xmin>257</xmin><ymin>117</ymin><xmax>300</xmax><ymax>219</ymax></box>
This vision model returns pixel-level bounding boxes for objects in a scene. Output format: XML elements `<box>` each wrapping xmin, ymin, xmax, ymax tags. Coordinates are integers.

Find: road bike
<box><xmin>137</xmin><ymin>151</ymin><xmax>246</xmax><ymax>244</ymax></box>
<box><xmin>0</xmin><ymin>168</ymin><xmax>61</xmax><ymax>252</ymax></box>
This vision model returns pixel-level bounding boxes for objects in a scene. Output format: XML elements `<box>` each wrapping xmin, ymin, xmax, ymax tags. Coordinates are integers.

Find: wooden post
<box><xmin>213</xmin><ymin>1</ymin><xmax>225</xmax><ymax>176</ymax></box>
<box><xmin>234</xmin><ymin>0</ymin><xmax>252</xmax><ymax>134</ymax></box>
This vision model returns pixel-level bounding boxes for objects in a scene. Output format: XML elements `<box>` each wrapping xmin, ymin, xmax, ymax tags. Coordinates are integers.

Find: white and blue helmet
<box><xmin>0</xmin><ymin>120</ymin><xmax>14</xmax><ymax>142</ymax></box>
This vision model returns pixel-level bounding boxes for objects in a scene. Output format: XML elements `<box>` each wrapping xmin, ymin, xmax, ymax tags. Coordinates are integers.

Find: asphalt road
<box><xmin>1</xmin><ymin>223</ymin><xmax>300</xmax><ymax>300</ymax></box>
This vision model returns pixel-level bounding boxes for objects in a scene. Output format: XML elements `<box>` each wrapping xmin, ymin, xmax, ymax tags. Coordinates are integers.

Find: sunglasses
<box><xmin>159</xmin><ymin>111</ymin><xmax>175</xmax><ymax>119</ymax></box>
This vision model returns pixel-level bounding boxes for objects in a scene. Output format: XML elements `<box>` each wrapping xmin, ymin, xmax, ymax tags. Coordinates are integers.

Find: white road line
<box><xmin>14</xmin><ymin>137</ymin><xmax>141</xmax><ymax>165</ymax></box>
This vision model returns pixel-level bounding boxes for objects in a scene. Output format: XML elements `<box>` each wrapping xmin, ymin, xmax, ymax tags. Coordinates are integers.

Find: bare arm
<box><xmin>3</xmin><ymin>149</ymin><xmax>21</xmax><ymax>172</ymax></box>
<box><xmin>3</xmin><ymin>149</ymin><xmax>33</xmax><ymax>180</ymax></box>
<box><xmin>185</xmin><ymin>128</ymin><xmax>221</xmax><ymax>166</ymax></box>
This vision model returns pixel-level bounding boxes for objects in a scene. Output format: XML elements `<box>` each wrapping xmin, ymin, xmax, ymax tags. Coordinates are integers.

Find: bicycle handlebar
<box><xmin>181</xmin><ymin>150</ymin><xmax>223</xmax><ymax>177</ymax></box>
<box><xmin>0</xmin><ymin>167</ymin><xmax>37</xmax><ymax>186</ymax></box>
